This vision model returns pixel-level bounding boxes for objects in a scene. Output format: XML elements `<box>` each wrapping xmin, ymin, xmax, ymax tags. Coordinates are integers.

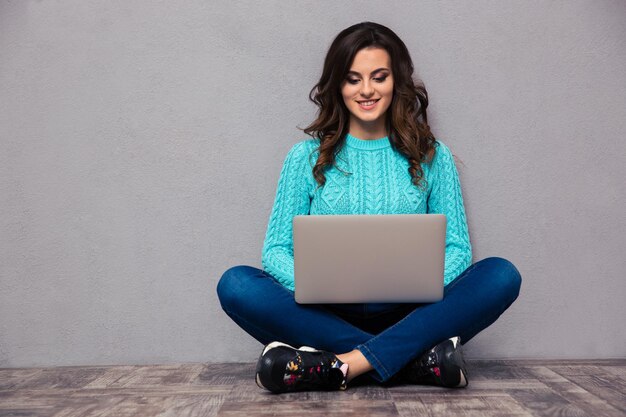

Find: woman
<box><xmin>216</xmin><ymin>21</ymin><xmax>521</xmax><ymax>393</ymax></box>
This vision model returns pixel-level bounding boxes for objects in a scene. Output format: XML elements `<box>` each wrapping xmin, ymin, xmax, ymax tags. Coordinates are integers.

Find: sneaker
<box><xmin>255</xmin><ymin>341</ymin><xmax>349</xmax><ymax>393</ymax></box>
<box><xmin>400</xmin><ymin>336</ymin><xmax>468</xmax><ymax>388</ymax></box>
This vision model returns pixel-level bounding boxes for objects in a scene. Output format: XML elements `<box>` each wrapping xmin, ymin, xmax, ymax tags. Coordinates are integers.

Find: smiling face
<box><xmin>340</xmin><ymin>46</ymin><xmax>394</xmax><ymax>139</ymax></box>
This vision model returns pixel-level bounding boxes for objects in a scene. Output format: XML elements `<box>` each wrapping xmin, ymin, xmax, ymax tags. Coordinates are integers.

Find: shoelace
<box><xmin>410</xmin><ymin>350</ymin><xmax>441</xmax><ymax>379</ymax></box>
<box><xmin>283</xmin><ymin>352</ymin><xmax>345</xmax><ymax>389</ymax></box>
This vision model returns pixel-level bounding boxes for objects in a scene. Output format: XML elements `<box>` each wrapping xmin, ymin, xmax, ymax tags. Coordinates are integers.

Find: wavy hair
<box><xmin>300</xmin><ymin>21</ymin><xmax>437</xmax><ymax>192</ymax></box>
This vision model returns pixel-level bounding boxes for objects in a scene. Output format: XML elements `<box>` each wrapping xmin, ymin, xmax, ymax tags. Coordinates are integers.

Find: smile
<box><xmin>357</xmin><ymin>99</ymin><xmax>380</xmax><ymax>110</ymax></box>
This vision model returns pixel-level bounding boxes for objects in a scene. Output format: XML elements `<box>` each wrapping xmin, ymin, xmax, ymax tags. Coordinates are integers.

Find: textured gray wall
<box><xmin>1</xmin><ymin>1</ymin><xmax>625</xmax><ymax>367</ymax></box>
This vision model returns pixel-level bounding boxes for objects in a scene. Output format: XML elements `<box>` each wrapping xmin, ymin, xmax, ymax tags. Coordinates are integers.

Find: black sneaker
<box><xmin>399</xmin><ymin>336</ymin><xmax>468</xmax><ymax>388</ymax></box>
<box><xmin>255</xmin><ymin>341</ymin><xmax>349</xmax><ymax>393</ymax></box>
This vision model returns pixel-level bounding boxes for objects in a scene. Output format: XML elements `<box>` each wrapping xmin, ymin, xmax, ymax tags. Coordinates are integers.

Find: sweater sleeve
<box><xmin>427</xmin><ymin>140</ymin><xmax>472</xmax><ymax>286</ymax></box>
<box><xmin>261</xmin><ymin>141</ymin><xmax>313</xmax><ymax>291</ymax></box>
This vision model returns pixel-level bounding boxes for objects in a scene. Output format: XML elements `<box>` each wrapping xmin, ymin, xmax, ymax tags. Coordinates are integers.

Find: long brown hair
<box><xmin>301</xmin><ymin>21</ymin><xmax>437</xmax><ymax>192</ymax></box>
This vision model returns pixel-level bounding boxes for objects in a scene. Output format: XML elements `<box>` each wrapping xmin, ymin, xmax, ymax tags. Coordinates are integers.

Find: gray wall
<box><xmin>1</xmin><ymin>0</ymin><xmax>625</xmax><ymax>367</ymax></box>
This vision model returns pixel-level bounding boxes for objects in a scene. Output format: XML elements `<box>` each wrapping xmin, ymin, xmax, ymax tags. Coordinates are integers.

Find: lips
<box><xmin>356</xmin><ymin>99</ymin><xmax>380</xmax><ymax>105</ymax></box>
<box><xmin>357</xmin><ymin>98</ymin><xmax>380</xmax><ymax>110</ymax></box>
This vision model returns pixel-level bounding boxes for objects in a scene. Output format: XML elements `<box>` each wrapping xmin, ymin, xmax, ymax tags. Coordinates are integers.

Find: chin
<box><xmin>352</xmin><ymin>111</ymin><xmax>385</xmax><ymax>124</ymax></box>
<box><xmin>353</xmin><ymin>105</ymin><xmax>389</xmax><ymax>120</ymax></box>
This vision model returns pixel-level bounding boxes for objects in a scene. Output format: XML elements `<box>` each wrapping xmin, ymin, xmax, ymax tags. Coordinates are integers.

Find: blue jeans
<box><xmin>216</xmin><ymin>257</ymin><xmax>521</xmax><ymax>384</ymax></box>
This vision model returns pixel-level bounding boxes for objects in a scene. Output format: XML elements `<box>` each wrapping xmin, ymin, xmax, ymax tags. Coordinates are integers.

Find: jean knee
<box><xmin>482</xmin><ymin>257</ymin><xmax>522</xmax><ymax>302</ymax></box>
<box><xmin>216</xmin><ymin>265</ymin><xmax>255</xmax><ymax>311</ymax></box>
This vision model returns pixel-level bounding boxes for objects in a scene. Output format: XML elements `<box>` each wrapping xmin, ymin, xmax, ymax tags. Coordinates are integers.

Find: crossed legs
<box><xmin>216</xmin><ymin>257</ymin><xmax>521</xmax><ymax>383</ymax></box>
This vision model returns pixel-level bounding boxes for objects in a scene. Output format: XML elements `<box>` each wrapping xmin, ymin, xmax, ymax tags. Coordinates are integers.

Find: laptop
<box><xmin>293</xmin><ymin>214</ymin><xmax>447</xmax><ymax>304</ymax></box>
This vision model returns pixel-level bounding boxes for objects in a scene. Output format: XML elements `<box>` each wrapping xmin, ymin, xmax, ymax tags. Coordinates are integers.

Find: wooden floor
<box><xmin>0</xmin><ymin>359</ymin><xmax>624</xmax><ymax>416</ymax></box>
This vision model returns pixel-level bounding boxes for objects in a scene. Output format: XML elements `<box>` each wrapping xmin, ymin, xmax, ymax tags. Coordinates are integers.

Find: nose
<box><xmin>360</xmin><ymin>79</ymin><xmax>374</xmax><ymax>97</ymax></box>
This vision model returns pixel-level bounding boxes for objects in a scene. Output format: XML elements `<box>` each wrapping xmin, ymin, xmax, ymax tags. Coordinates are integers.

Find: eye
<box><xmin>346</xmin><ymin>78</ymin><xmax>359</xmax><ymax>84</ymax></box>
<box><xmin>374</xmin><ymin>76</ymin><xmax>388</xmax><ymax>83</ymax></box>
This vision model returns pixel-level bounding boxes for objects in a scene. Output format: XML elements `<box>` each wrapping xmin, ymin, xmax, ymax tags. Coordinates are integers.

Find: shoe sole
<box><xmin>255</xmin><ymin>342</ymin><xmax>323</xmax><ymax>390</ymax></box>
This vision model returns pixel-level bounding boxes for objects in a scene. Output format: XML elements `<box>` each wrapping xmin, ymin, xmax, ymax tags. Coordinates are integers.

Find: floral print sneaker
<box><xmin>255</xmin><ymin>341</ymin><xmax>349</xmax><ymax>393</ymax></box>
<box><xmin>399</xmin><ymin>336</ymin><xmax>468</xmax><ymax>388</ymax></box>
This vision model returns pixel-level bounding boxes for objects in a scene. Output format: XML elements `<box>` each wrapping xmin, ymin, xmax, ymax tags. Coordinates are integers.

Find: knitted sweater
<box><xmin>261</xmin><ymin>133</ymin><xmax>472</xmax><ymax>292</ymax></box>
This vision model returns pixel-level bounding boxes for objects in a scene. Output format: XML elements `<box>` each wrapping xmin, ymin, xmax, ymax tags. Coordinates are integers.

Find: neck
<box><xmin>348</xmin><ymin>119</ymin><xmax>387</xmax><ymax>140</ymax></box>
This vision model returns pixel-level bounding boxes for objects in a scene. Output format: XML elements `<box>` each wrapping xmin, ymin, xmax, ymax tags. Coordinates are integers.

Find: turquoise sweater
<box><xmin>261</xmin><ymin>133</ymin><xmax>472</xmax><ymax>292</ymax></box>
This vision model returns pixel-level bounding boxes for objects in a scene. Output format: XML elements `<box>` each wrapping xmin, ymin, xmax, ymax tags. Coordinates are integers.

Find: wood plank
<box><xmin>95</xmin><ymin>364</ymin><xmax>206</xmax><ymax>388</ymax></box>
<box><xmin>526</xmin><ymin>366</ymin><xmax>624</xmax><ymax>417</ymax></box>
<box><xmin>506</xmin><ymin>386</ymin><xmax>590</xmax><ymax>417</ymax></box>
<box><xmin>1</xmin><ymin>366</ymin><xmax>108</xmax><ymax>390</ymax></box>
<box><xmin>194</xmin><ymin>363</ymin><xmax>253</xmax><ymax>386</ymax></box>
<box><xmin>392</xmin><ymin>399</ymin><xmax>433</xmax><ymax>417</ymax></box>
<box><xmin>224</xmin><ymin>380</ymin><xmax>391</xmax><ymax>403</ymax></box>
<box><xmin>414</xmin><ymin>394</ymin><xmax>533</xmax><ymax>416</ymax></box>
<box><xmin>0</xmin><ymin>390</ymin><xmax>228</xmax><ymax>417</ymax></box>
<box><xmin>0</xmin><ymin>368</ymin><xmax>44</xmax><ymax>390</ymax></box>
<box><xmin>465</xmin><ymin>360</ymin><xmax>539</xmax><ymax>380</ymax></box>
<box><xmin>549</xmin><ymin>365</ymin><xmax>626</xmax><ymax>412</ymax></box>
<box><xmin>216</xmin><ymin>399</ymin><xmax>399</xmax><ymax>417</ymax></box>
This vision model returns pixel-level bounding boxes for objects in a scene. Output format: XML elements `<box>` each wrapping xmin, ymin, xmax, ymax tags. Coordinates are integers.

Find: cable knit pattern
<box><xmin>261</xmin><ymin>133</ymin><xmax>472</xmax><ymax>292</ymax></box>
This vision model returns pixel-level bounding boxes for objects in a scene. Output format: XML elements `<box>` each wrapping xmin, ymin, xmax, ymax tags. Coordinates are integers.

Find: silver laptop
<box><xmin>293</xmin><ymin>214</ymin><xmax>447</xmax><ymax>304</ymax></box>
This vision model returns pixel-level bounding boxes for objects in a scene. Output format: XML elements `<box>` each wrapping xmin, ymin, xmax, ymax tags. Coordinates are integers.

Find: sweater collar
<box><xmin>345</xmin><ymin>132</ymin><xmax>391</xmax><ymax>150</ymax></box>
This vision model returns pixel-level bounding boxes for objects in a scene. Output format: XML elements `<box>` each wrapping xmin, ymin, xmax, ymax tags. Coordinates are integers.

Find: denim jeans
<box><xmin>216</xmin><ymin>256</ymin><xmax>521</xmax><ymax>384</ymax></box>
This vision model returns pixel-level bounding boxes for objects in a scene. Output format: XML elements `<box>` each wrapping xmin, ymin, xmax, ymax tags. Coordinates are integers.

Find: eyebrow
<box><xmin>346</xmin><ymin>67</ymin><xmax>390</xmax><ymax>76</ymax></box>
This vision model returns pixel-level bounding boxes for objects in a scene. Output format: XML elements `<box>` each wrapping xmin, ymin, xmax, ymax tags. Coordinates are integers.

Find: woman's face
<box><xmin>340</xmin><ymin>47</ymin><xmax>394</xmax><ymax>136</ymax></box>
